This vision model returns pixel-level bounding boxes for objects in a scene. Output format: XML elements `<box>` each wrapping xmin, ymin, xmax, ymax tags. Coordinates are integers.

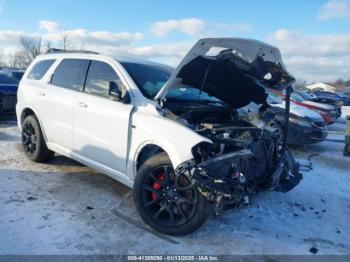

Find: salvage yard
<box><xmin>0</xmin><ymin>108</ymin><xmax>350</xmax><ymax>255</ymax></box>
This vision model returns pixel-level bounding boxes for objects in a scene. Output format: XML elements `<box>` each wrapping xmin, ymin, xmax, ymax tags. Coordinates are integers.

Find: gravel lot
<box><xmin>0</xmin><ymin>109</ymin><xmax>350</xmax><ymax>255</ymax></box>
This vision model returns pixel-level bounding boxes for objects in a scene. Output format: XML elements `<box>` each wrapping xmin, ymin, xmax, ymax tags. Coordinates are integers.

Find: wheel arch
<box><xmin>20</xmin><ymin>107</ymin><xmax>36</xmax><ymax>126</ymax></box>
<box><xmin>20</xmin><ymin>107</ymin><xmax>48</xmax><ymax>141</ymax></box>
<box><xmin>133</xmin><ymin>142</ymin><xmax>171</xmax><ymax>178</ymax></box>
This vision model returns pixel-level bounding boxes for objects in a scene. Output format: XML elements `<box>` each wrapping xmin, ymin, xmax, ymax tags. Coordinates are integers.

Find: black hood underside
<box><xmin>177</xmin><ymin>49</ymin><xmax>294</xmax><ymax>109</ymax></box>
<box><xmin>156</xmin><ymin>38</ymin><xmax>295</xmax><ymax>109</ymax></box>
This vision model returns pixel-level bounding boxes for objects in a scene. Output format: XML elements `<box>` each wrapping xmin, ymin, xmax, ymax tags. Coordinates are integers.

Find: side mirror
<box><xmin>109</xmin><ymin>81</ymin><xmax>130</xmax><ymax>104</ymax></box>
<box><xmin>109</xmin><ymin>81</ymin><xmax>122</xmax><ymax>100</ymax></box>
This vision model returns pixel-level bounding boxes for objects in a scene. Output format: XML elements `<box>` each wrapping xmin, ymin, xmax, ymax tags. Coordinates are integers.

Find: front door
<box><xmin>73</xmin><ymin>60</ymin><xmax>133</xmax><ymax>173</ymax></box>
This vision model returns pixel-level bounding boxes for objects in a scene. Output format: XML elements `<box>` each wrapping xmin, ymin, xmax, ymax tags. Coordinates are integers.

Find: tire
<box><xmin>133</xmin><ymin>152</ymin><xmax>209</xmax><ymax>236</ymax></box>
<box><xmin>21</xmin><ymin>115</ymin><xmax>54</xmax><ymax>162</ymax></box>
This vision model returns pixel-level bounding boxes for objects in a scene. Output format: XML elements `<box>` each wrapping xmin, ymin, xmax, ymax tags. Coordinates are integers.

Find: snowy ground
<box><xmin>0</xmin><ymin>108</ymin><xmax>349</xmax><ymax>255</ymax></box>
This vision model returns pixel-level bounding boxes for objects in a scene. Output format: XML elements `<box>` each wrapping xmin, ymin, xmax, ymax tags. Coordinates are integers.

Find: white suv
<box><xmin>16</xmin><ymin>38</ymin><xmax>302</xmax><ymax>235</ymax></box>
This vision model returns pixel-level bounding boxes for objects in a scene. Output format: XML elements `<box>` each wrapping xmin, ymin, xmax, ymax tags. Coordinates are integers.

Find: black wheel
<box><xmin>133</xmin><ymin>152</ymin><xmax>208</xmax><ymax>236</ymax></box>
<box><xmin>21</xmin><ymin>115</ymin><xmax>54</xmax><ymax>162</ymax></box>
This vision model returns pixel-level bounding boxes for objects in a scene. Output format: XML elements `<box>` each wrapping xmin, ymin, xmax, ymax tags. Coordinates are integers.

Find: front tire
<box><xmin>133</xmin><ymin>153</ymin><xmax>208</xmax><ymax>236</ymax></box>
<box><xmin>21</xmin><ymin>115</ymin><xmax>54</xmax><ymax>162</ymax></box>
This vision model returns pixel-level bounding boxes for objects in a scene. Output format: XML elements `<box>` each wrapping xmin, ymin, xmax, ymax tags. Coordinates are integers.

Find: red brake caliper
<box><xmin>151</xmin><ymin>172</ymin><xmax>165</xmax><ymax>200</ymax></box>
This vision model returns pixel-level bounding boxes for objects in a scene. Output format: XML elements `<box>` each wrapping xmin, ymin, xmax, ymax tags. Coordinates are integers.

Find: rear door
<box><xmin>35</xmin><ymin>59</ymin><xmax>89</xmax><ymax>151</ymax></box>
<box><xmin>73</xmin><ymin>60</ymin><xmax>133</xmax><ymax>173</ymax></box>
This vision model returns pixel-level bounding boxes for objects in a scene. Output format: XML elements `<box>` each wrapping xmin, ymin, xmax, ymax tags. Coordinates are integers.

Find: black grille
<box><xmin>0</xmin><ymin>94</ymin><xmax>17</xmax><ymax>111</ymax></box>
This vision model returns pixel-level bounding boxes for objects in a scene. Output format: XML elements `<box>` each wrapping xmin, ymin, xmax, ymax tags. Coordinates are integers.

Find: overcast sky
<box><xmin>1</xmin><ymin>0</ymin><xmax>349</xmax><ymax>82</ymax></box>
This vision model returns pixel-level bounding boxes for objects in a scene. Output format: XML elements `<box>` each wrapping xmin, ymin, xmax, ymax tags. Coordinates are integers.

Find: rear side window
<box><xmin>85</xmin><ymin>60</ymin><xmax>122</xmax><ymax>97</ymax></box>
<box><xmin>51</xmin><ymin>59</ymin><xmax>89</xmax><ymax>90</ymax></box>
<box><xmin>27</xmin><ymin>59</ymin><xmax>55</xmax><ymax>80</ymax></box>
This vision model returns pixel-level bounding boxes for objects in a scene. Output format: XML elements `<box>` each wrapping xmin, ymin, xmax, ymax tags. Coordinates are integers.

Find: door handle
<box><xmin>38</xmin><ymin>91</ymin><xmax>46</xmax><ymax>96</ymax></box>
<box><xmin>77</xmin><ymin>102</ymin><xmax>88</xmax><ymax>108</ymax></box>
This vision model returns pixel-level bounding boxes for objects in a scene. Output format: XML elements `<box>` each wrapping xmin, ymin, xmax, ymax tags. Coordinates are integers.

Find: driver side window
<box><xmin>84</xmin><ymin>60</ymin><xmax>124</xmax><ymax>98</ymax></box>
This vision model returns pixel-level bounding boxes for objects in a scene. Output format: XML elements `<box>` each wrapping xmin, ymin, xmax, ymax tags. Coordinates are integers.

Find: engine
<box><xmin>164</xmin><ymin>102</ymin><xmax>288</xmax><ymax>213</ymax></box>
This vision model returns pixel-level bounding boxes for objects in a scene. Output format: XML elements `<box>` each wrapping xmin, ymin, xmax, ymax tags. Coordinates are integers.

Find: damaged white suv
<box><xmin>16</xmin><ymin>38</ymin><xmax>302</xmax><ymax>235</ymax></box>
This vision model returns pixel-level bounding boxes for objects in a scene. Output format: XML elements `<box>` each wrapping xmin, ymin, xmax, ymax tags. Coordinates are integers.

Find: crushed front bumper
<box><xmin>176</xmin><ymin>148</ymin><xmax>302</xmax><ymax>200</ymax></box>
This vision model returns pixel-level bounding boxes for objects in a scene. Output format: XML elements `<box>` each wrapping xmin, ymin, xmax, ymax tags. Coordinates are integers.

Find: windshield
<box><xmin>122</xmin><ymin>61</ymin><xmax>224</xmax><ymax>104</ymax></box>
<box><xmin>121</xmin><ymin>62</ymin><xmax>173</xmax><ymax>99</ymax></box>
<box><xmin>166</xmin><ymin>87</ymin><xmax>224</xmax><ymax>104</ymax></box>
<box><xmin>11</xmin><ymin>72</ymin><xmax>24</xmax><ymax>81</ymax></box>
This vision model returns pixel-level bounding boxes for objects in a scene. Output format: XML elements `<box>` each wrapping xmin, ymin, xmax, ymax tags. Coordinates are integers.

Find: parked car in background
<box><xmin>313</xmin><ymin>90</ymin><xmax>350</xmax><ymax>106</ymax></box>
<box><xmin>303</xmin><ymin>89</ymin><xmax>343</xmax><ymax>107</ymax></box>
<box><xmin>294</xmin><ymin>90</ymin><xmax>342</xmax><ymax>118</ymax></box>
<box><xmin>0</xmin><ymin>68</ymin><xmax>25</xmax><ymax>81</ymax></box>
<box><xmin>0</xmin><ymin>73</ymin><xmax>19</xmax><ymax>114</ymax></box>
<box><xmin>271</xmin><ymin>89</ymin><xmax>337</xmax><ymax>124</ymax></box>
<box><xmin>263</xmin><ymin>92</ymin><xmax>327</xmax><ymax>145</ymax></box>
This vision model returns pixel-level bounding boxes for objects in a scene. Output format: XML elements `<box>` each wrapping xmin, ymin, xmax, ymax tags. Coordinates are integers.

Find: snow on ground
<box><xmin>0</xmin><ymin>108</ymin><xmax>349</xmax><ymax>255</ymax></box>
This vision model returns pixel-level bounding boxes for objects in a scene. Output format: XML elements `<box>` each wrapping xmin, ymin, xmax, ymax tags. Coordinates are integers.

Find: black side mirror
<box><xmin>109</xmin><ymin>81</ymin><xmax>130</xmax><ymax>104</ymax></box>
<box><xmin>109</xmin><ymin>81</ymin><xmax>122</xmax><ymax>100</ymax></box>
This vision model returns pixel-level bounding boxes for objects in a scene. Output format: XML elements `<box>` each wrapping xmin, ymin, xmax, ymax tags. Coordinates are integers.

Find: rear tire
<box><xmin>21</xmin><ymin>115</ymin><xmax>54</xmax><ymax>162</ymax></box>
<box><xmin>133</xmin><ymin>152</ymin><xmax>208</xmax><ymax>236</ymax></box>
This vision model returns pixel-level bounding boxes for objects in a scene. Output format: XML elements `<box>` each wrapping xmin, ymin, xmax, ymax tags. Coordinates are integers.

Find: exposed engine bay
<box><xmin>164</xmin><ymin>101</ymin><xmax>302</xmax><ymax>215</ymax></box>
<box><xmin>156</xmin><ymin>38</ymin><xmax>303</xmax><ymax>216</ymax></box>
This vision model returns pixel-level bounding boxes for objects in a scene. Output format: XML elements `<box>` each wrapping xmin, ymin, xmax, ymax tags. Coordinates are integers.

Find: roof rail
<box><xmin>46</xmin><ymin>48</ymin><xmax>99</xmax><ymax>55</ymax></box>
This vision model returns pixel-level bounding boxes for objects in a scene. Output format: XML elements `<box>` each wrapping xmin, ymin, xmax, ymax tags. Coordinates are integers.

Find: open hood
<box><xmin>155</xmin><ymin>38</ymin><xmax>295</xmax><ymax>109</ymax></box>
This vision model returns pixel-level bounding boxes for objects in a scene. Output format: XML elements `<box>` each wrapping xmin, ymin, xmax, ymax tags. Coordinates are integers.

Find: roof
<box><xmin>36</xmin><ymin>51</ymin><xmax>169</xmax><ymax>68</ymax></box>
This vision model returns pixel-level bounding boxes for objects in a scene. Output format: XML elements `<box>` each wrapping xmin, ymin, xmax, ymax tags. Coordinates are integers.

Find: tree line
<box><xmin>0</xmin><ymin>34</ymin><xmax>72</xmax><ymax>69</ymax></box>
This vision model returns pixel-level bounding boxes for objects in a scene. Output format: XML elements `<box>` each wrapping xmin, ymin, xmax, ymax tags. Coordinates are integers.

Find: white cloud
<box><xmin>319</xmin><ymin>0</ymin><xmax>350</xmax><ymax>20</ymax></box>
<box><xmin>150</xmin><ymin>18</ymin><xmax>205</xmax><ymax>37</ymax></box>
<box><xmin>232</xmin><ymin>22</ymin><xmax>251</xmax><ymax>32</ymax></box>
<box><xmin>84</xmin><ymin>41</ymin><xmax>194</xmax><ymax>66</ymax></box>
<box><xmin>39</xmin><ymin>20</ymin><xmax>61</xmax><ymax>33</ymax></box>
<box><xmin>0</xmin><ymin>21</ymin><xmax>188</xmax><ymax>67</ymax></box>
<box><xmin>0</xmin><ymin>21</ymin><xmax>144</xmax><ymax>49</ymax></box>
<box><xmin>269</xmin><ymin>29</ymin><xmax>350</xmax><ymax>82</ymax></box>
<box><xmin>2</xmin><ymin>20</ymin><xmax>349</xmax><ymax>83</ymax></box>
<box><xmin>149</xmin><ymin>18</ymin><xmax>252</xmax><ymax>37</ymax></box>
<box><xmin>0</xmin><ymin>30</ymin><xmax>31</xmax><ymax>45</ymax></box>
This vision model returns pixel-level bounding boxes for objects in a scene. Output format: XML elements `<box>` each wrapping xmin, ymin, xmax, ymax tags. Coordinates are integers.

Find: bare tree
<box><xmin>6</xmin><ymin>53</ymin><xmax>17</xmax><ymax>68</ymax></box>
<box><xmin>335</xmin><ymin>78</ymin><xmax>345</xmax><ymax>86</ymax></box>
<box><xmin>7</xmin><ymin>51</ymin><xmax>28</xmax><ymax>69</ymax></box>
<box><xmin>62</xmin><ymin>31</ymin><xmax>71</xmax><ymax>50</ymax></box>
<box><xmin>0</xmin><ymin>52</ymin><xmax>5</xmax><ymax>68</ymax></box>
<box><xmin>44</xmin><ymin>40</ymin><xmax>52</xmax><ymax>53</ymax></box>
<box><xmin>79</xmin><ymin>38</ymin><xmax>85</xmax><ymax>50</ymax></box>
<box><xmin>14</xmin><ymin>35</ymin><xmax>42</xmax><ymax>68</ymax></box>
